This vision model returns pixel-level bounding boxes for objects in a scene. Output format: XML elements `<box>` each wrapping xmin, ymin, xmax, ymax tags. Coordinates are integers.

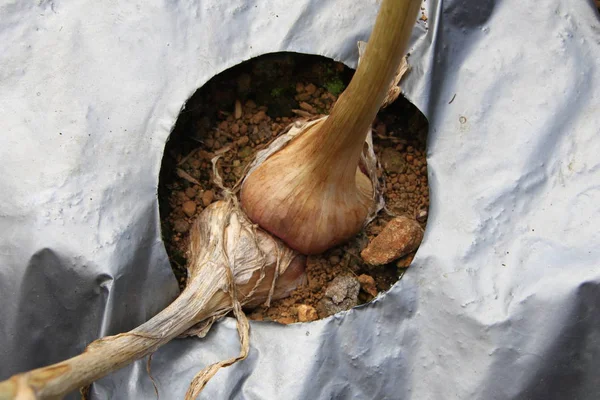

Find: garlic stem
<box><xmin>309</xmin><ymin>0</ymin><xmax>421</xmax><ymax>169</ymax></box>
<box><xmin>0</xmin><ymin>277</ymin><xmax>228</xmax><ymax>400</ymax></box>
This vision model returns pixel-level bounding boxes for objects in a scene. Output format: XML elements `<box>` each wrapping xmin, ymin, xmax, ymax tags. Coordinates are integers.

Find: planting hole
<box><xmin>158</xmin><ymin>52</ymin><xmax>429</xmax><ymax>324</ymax></box>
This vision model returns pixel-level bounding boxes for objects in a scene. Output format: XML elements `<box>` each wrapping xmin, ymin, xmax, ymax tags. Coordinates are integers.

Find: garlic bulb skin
<box><xmin>240</xmin><ymin>120</ymin><xmax>374</xmax><ymax>255</ymax></box>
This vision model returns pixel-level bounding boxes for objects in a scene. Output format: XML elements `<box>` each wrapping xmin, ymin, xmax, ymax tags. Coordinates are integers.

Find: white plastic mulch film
<box><xmin>1</xmin><ymin>0</ymin><xmax>599</xmax><ymax>399</ymax></box>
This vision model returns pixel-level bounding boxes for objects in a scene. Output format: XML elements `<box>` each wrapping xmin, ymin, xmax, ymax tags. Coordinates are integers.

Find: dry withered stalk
<box><xmin>0</xmin><ymin>198</ymin><xmax>305</xmax><ymax>400</ymax></box>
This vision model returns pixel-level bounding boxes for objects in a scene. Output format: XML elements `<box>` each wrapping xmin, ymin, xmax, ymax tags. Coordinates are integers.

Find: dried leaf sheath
<box><xmin>0</xmin><ymin>200</ymin><xmax>305</xmax><ymax>400</ymax></box>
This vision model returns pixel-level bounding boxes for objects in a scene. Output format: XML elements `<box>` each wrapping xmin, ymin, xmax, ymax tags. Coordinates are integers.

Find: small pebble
<box><xmin>297</xmin><ymin>305</ymin><xmax>318</xmax><ymax>322</ymax></box>
<box><xmin>185</xmin><ymin>187</ymin><xmax>197</xmax><ymax>199</ymax></box>
<box><xmin>177</xmin><ymin>191</ymin><xmax>188</xmax><ymax>202</ymax></box>
<box><xmin>396</xmin><ymin>253</ymin><xmax>415</xmax><ymax>269</ymax></box>
<box><xmin>296</xmin><ymin>93</ymin><xmax>311</xmax><ymax>101</ymax></box>
<box><xmin>357</xmin><ymin>274</ymin><xmax>378</xmax><ymax>297</ymax></box>
<box><xmin>198</xmin><ymin>150</ymin><xmax>213</xmax><ymax>160</ymax></box>
<box><xmin>299</xmin><ymin>102</ymin><xmax>317</xmax><ymax>114</ymax></box>
<box><xmin>252</xmin><ymin>110</ymin><xmax>267</xmax><ymax>124</ymax></box>
<box><xmin>173</xmin><ymin>219</ymin><xmax>190</xmax><ymax>233</ymax></box>
<box><xmin>238</xmin><ymin>146</ymin><xmax>252</xmax><ymax>158</ymax></box>
<box><xmin>236</xmin><ymin>136</ymin><xmax>249</xmax><ymax>146</ymax></box>
<box><xmin>249</xmin><ymin>313</ymin><xmax>263</xmax><ymax>322</ymax></box>
<box><xmin>182</xmin><ymin>201</ymin><xmax>197</xmax><ymax>218</ymax></box>
<box><xmin>202</xmin><ymin>190</ymin><xmax>214</xmax><ymax>207</ymax></box>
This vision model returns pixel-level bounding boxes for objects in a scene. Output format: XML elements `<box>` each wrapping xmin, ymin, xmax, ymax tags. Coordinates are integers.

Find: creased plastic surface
<box><xmin>1</xmin><ymin>0</ymin><xmax>599</xmax><ymax>399</ymax></box>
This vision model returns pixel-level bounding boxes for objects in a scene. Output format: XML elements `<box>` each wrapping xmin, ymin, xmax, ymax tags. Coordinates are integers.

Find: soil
<box><xmin>158</xmin><ymin>53</ymin><xmax>429</xmax><ymax>324</ymax></box>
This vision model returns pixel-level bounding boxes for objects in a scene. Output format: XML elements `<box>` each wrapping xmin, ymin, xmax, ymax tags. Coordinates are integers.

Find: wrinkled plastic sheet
<box><xmin>1</xmin><ymin>0</ymin><xmax>599</xmax><ymax>399</ymax></box>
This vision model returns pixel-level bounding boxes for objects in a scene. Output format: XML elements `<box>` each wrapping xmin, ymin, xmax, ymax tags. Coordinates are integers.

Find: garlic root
<box><xmin>0</xmin><ymin>200</ymin><xmax>305</xmax><ymax>400</ymax></box>
<box><xmin>241</xmin><ymin>0</ymin><xmax>421</xmax><ymax>254</ymax></box>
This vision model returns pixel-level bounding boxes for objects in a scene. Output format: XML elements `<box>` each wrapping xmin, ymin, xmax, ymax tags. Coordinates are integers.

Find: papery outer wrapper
<box><xmin>242</xmin><ymin>117</ymin><xmax>385</xmax><ymax>226</ymax></box>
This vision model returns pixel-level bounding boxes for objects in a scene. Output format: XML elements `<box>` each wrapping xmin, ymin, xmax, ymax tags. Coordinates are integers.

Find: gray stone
<box><xmin>317</xmin><ymin>275</ymin><xmax>360</xmax><ymax>317</ymax></box>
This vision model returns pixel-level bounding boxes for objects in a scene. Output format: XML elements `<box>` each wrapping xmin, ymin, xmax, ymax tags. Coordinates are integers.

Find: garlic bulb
<box><xmin>0</xmin><ymin>199</ymin><xmax>305</xmax><ymax>400</ymax></box>
<box><xmin>241</xmin><ymin>0</ymin><xmax>422</xmax><ymax>254</ymax></box>
<box><xmin>241</xmin><ymin>118</ymin><xmax>378</xmax><ymax>254</ymax></box>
